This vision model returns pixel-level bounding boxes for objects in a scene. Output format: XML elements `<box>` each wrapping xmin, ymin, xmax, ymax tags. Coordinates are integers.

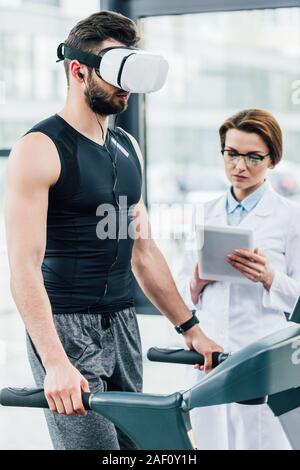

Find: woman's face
<box><xmin>223</xmin><ymin>129</ymin><xmax>274</xmax><ymax>195</ymax></box>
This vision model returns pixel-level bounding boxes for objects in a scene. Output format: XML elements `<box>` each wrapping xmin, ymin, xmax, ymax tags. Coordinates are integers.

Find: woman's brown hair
<box><xmin>219</xmin><ymin>109</ymin><xmax>283</xmax><ymax>166</ymax></box>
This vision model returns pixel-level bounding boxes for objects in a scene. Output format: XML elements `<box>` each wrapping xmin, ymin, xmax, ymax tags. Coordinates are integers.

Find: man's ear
<box><xmin>69</xmin><ymin>60</ymin><xmax>85</xmax><ymax>81</ymax></box>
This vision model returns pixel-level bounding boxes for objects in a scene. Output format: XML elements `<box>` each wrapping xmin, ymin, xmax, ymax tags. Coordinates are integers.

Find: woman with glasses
<box><xmin>177</xmin><ymin>109</ymin><xmax>300</xmax><ymax>450</ymax></box>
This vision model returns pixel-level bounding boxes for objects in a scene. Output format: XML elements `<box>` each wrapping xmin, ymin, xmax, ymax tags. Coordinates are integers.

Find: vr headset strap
<box><xmin>56</xmin><ymin>43</ymin><xmax>101</xmax><ymax>68</ymax></box>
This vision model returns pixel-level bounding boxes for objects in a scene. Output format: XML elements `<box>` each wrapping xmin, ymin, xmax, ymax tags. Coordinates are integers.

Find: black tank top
<box><xmin>26</xmin><ymin>114</ymin><xmax>142</xmax><ymax>314</ymax></box>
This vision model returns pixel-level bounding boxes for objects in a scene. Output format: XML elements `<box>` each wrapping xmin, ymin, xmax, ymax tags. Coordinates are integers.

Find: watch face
<box><xmin>175</xmin><ymin>326</ymin><xmax>183</xmax><ymax>334</ymax></box>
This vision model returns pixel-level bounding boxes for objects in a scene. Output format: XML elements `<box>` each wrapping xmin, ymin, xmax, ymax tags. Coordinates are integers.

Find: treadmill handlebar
<box><xmin>147</xmin><ymin>347</ymin><xmax>230</xmax><ymax>367</ymax></box>
<box><xmin>1</xmin><ymin>351</ymin><xmax>229</xmax><ymax>409</ymax></box>
<box><xmin>0</xmin><ymin>387</ymin><xmax>91</xmax><ymax>410</ymax></box>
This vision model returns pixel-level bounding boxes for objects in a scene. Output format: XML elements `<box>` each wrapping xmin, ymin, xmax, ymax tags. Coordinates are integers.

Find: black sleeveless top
<box><xmin>26</xmin><ymin>114</ymin><xmax>142</xmax><ymax>314</ymax></box>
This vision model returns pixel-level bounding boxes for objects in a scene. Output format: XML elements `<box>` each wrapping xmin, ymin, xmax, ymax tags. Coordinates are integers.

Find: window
<box><xmin>0</xmin><ymin>0</ymin><xmax>100</xmax><ymax>149</ymax></box>
<box><xmin>143</xmin><ymin>7</ymin><xmax>300</xmax><ymax>273</ymax></box>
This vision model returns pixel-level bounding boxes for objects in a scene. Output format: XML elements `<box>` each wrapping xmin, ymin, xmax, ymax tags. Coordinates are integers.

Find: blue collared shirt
<box><xmin>226</xmin><ymin>180</ymin><xmax>268</xmax><ymax>225</ymax></box>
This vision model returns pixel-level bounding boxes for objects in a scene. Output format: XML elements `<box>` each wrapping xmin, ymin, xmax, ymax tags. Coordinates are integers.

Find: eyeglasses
<box><xmin>221</xmin><ymin>149</ymin><xmax>270</xmax><ymax>168</ymax></box>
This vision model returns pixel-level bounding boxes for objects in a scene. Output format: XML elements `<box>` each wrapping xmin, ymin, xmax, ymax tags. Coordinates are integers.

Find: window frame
<box><xmin>101</xmin><ymin>0</ymin><xmax>300</xmax><ymax>313</ymax></box>
<box><xmin>101</xmin><ymin>0</ymin><xmax>300</xmax><ymax>206</ymax></box>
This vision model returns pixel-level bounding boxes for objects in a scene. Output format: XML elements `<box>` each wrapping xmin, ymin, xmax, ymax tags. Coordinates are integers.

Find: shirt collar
<box><xmin>227</xmin><ymin>180</ymin><xmax>268</xmax><ymax>214</ymax></box>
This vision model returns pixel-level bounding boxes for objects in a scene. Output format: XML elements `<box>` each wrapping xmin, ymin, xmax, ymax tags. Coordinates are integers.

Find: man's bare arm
<box><xmin>126</xmin><ymin>133</ymin><xmax>223</xmax><ymax>372</ymax></box>
<box><xmin>5</xmin><ymin>133</ymin><xmax>89</xmax><ymax>414</ymax></box>
<box><xmin>132</xmin><ymin>201</ymin><xmax>192</xmax><ymax>324</ymax></box>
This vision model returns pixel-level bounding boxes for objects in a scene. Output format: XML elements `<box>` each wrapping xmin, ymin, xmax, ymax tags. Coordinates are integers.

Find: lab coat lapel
<box><xmin>205</xmin><ymin>185</ymin><xmax>277</xmax><ymax>229</ymax></box>
<box><xmin>205</xmin><ymin>194</ymin><xmax>227</xmax><ymax>226</ymax></box>
<box><xmin>238</xmin><ymin>186</ymin><xmax>276</xmax><ymax>231</ymax></box>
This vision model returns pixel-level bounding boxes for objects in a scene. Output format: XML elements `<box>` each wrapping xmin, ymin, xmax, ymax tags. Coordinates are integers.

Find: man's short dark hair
<box><xmin>63</xmin><ymin>10</ymin><xmax>140</xmax><ymax>84</ymax></box>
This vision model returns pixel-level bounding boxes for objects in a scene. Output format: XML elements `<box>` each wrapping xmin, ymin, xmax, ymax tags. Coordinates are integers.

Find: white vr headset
<box><xmin>57</xmin><ymin>43</ymin><xmax>169</xmax><ymax>93</ymax></box>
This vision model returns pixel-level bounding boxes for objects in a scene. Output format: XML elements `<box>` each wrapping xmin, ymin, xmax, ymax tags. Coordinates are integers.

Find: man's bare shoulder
<box><xmin>8</xmin><ymin>132</ymin><xmax>61</xmax><ymax>188</ymax></box>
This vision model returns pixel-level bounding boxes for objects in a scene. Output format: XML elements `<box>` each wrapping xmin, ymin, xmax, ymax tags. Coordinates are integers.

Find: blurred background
<box><xmin>0</xmin><ymin>0</ymin><xmax>300</xmax><ymax>448</ymax></box>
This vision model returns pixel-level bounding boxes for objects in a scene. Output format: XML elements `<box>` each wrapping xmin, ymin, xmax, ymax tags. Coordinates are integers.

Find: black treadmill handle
<box><xmin>147</xmin><ymin>347</ymin><xmax>229</xmax><ymax>367</ymax></box>
<box><xmin>0</xmin><ymin>387</ymin><xmax>91</xmax><ymax>410</ymax></box>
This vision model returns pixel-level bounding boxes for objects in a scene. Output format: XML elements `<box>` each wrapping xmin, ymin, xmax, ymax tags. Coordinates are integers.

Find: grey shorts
<box><xmin>26</xmin><ymin>306</ymin><xmax>143</xmax><ymax>450</ymax></box>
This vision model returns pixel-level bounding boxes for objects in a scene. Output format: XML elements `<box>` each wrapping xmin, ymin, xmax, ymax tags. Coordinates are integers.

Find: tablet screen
<box><xmin>196</xmin><ymin>224</ymin><xmax>254</xmax><ymax>283</ymax></box>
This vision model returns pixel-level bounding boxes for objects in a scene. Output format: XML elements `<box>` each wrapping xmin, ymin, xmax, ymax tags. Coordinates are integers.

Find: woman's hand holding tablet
<box><xmin>196</xmin><ymin>224</ymin><xmax>254</xmax><ymax>283</ymax></box>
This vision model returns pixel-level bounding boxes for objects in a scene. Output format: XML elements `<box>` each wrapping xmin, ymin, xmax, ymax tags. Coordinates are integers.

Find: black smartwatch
<box><xmin>175</xmin><ymin>310</ymin><xmax>199</xmax><ymax>334</ymax></box>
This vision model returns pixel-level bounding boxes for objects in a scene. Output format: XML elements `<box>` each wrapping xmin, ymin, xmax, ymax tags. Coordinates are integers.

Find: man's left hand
<box><xmin>183</xmin><ymin>325</ymin><xmax>223</xmax><ymax>374</ymax></box>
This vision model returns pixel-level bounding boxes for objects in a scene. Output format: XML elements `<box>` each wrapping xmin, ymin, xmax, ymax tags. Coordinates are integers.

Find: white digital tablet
<box><xmin>196</xmin><ymin>224</ymin><xmax>254</xmax><ymax>283</ymax></box>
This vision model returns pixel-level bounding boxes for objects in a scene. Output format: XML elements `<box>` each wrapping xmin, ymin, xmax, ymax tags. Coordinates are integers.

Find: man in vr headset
<box><xmin>5</xmin><ymin>10</ymin><xmax>223</xmax><ymax>450</ymax></box>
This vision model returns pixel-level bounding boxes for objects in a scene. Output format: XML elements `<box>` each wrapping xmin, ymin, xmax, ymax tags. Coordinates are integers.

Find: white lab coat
<box><xmin>177</xmin><ymin>184</ymin><xmax>300</xmax><ymax>450</ymax></box>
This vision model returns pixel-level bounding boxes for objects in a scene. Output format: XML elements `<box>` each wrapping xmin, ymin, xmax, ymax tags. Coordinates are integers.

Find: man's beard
<box><xmin>84</xmin><ymin>77</ymin><xmax>128</xmax><ymax>116</ymax></box>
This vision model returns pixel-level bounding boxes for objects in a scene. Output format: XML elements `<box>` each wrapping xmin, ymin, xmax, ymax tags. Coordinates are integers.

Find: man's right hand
<box><xmin>44</xmin><ymin>360</ymin><xmax>90</xmax><ymax>416</ymax></box>
<box><xmin>190</xmin><ymin>263</ymin><xmax>215</xmax><ymax>305</ymax></box>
